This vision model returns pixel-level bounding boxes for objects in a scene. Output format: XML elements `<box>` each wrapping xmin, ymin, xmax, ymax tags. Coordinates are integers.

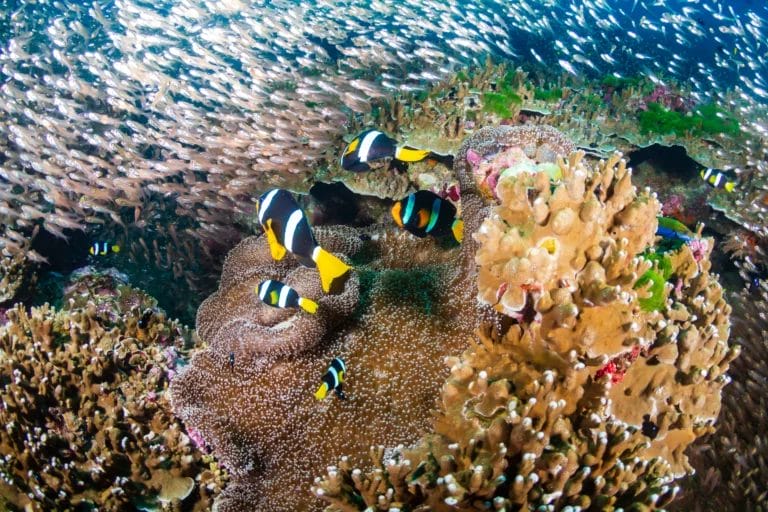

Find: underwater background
<box><xmin>0</xmin><ymin>0</ymin><xmax>767</xmax><ymax>510</ymax></box>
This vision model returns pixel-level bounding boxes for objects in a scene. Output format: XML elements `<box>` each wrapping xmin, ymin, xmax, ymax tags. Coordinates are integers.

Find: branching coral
<box><xmin>676</xmin><ymin>261</ymin><xmax>768</xmax><ymax>512</ymax></box>
<box><xmin>170</xmin><ymin>226</ymin><xmax>477</xmax><ymax>511</ymax></box>
<box><xmin>0</xmin><ymin>251</ymin><xmax>33</xmax><ymax>306</ymax></box>
<box><xmin>313</xmin><ymin>134</ymin><xmax>736</xmax><ymax>511</ymax></box>
<box><xmin>0</xmin><ymin>270</ymin><xmax>224</xmax><ymax>511</ymax></box>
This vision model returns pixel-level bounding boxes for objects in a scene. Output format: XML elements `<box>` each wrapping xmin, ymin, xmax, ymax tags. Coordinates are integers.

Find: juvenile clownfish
<box><xmin>391</xmin><ymin>190</ymin><xmax>464</xmax><ymax>243</ymax></box>
<box><xmin>341</xmin><ymin>129</ymin><xmax>454</xmax><ymax>173</ymax></box>
<box><xmin>656</xmin><ymin>216</ymin><xmax>694</xmax><ymax>242</ymax></box>
<box><xmin>256</xmin><ymin>279</ymin><xmax>318</xmax><ymax>314</ymax></box>
<box><xmin>700</xmin><ymin>167</ymin><xmax>736</xmax><ymax>192</ymax></box>
<box><xmin>89</xmin><ymin>242</ymin><xmax>120</xmax><ymax>256</ymax></box>
<box><xmin>315</xmin><ymin>357</ymin><xmax>346</xmax><ymax>400</ymax></box>
<box><xmin>256</xmin><ymin>189</ymin><xmax>351</xmax><ymax>293</ymax></box>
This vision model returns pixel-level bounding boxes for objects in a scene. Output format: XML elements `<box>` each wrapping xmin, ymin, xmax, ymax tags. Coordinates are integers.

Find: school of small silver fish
<box><xmin>1</xmin><ymin>0</ymin><xmax>767</xmax><ymax>259</ymax></box>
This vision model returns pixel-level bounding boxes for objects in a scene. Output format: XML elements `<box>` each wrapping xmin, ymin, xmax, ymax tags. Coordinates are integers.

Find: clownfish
<box><xmin>700</xmin><ymin>167</ymin><xmax>736</xmax><ymax>192</ymax></box>
<box><xmin>256</xmin><ymin>279</ymin><xmax>318</xmax><ymax>314</ymax></box>
<box><xmin>656</xmin><ymin>216</ymin><xmax>694</xmax><ymax>242</ymax></box>
<box><xmin>341</xmin><ymin>129</ymin><xmax>454</xmax><ymax>173</ymax></box>
<box><xmin>256</xmin><ymin>189</ymin><xmax>351</xmax><ymax>293</ymax></box>
<box><xmin>315</xmin><ymin>357</ymin><xmax>346</xmax><ymax>400</ymax></box>
<box><xmin>391</xmin><ymin>190</ymin><xmax>463</xmax><ymax>243</ymax></box>
<box><xmin>89</xmin><ymin>242</ymin><xmax>120</xmax><ymax>256</ymax></box>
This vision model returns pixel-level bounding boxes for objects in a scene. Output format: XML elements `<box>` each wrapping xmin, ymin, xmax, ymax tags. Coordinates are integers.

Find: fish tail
<box><xmin>429</xmin><ymin>152</ymin><xmax>454</xmax><ymax>169</ymax></box>
<box><xmin>452</xmin><ymin>219</ymin><xmax>464</xmax><ymax>244</ymax></box>
<box><xmin>299</xmin><ymin>297</ymin><xmax>318</xmax><ymax>314</ymax></box>
<box><xmin>724</xmin><ymin>181</ymin><xmax>735</xmax><ymax>193</ymax></box>
<box><xmin>312</xmin><ymin>247</ymin><xmax>351</xmax><ymax>293</ymax></box>
<box><xmin>314</xmin><ymin>383</ymin><xmax>329</xmax><ymax>400</ymax></box>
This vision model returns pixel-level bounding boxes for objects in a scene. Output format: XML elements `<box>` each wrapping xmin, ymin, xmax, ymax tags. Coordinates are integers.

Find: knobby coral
<box><xmin>676</xmin><ymin>260</ymin><xmax>768</xmax><ymax>512</ymax></box>
<box><xmin>313</xmin><ymin>131</ymin><xmax>736</xmax><ymax>511</ymax></box>
<box><xmin>0</xmin><ymin>270</ymin><xmax>224</xmax><ymax>511</ymax></box>
<box><xmin>170</xmin><ymin>225</ymin><xmax>478</xmax><ymax>511</ymax></box>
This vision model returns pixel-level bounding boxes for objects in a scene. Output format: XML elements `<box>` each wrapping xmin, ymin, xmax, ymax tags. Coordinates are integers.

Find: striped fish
<box><xmin>257</xmin><ymin>279</ymin><xmax>318</xmax><ymax>314</ymax></box>
<box><xmin>256</xmin><ymin>189</ymin><xmax>351</xmax><ymax>293</ymax></box>
<box><xmin>391</xmin><ymin>190</ymin><xmax>463</xmax><ymax>243</ymax></box>
<box><xmin>341</xmin><ymin>129</ymin><xmax>454</xmax><ymax>173</ymax></box>
<box><xmin>700</xmin><ymin>167</ymin><xmax>736</xmax><ymax>192</ymax></box>
<box><xmin>314</xmin><ymin>357</ymin><xmax>346</xmax><ymax>400</ymax></box>
<box><xmin>89</xmin><ymin>241</ymin><xmax>120</xmax><ymax>256</ymax></box>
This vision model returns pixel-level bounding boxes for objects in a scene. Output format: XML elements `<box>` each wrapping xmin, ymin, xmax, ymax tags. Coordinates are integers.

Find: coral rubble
<box><xmin>313</xmin><ymin>128</ymin><xmax>736</xmax><ymax>511</ymax></box>
<box><xmin>0</xmin><ymin>270</ymin><xmax>223</xmax><ymax>511</ymax></box>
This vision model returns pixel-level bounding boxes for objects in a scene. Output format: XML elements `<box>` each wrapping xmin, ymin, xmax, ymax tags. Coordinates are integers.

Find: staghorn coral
<box><xmin>313</xmin><ymin>137</ymin><xmax>736</xmax><ymax>511</ymax></box>
<box><xmin>0</xmin><ymin>251</ymin><xmax>32</xmax><ymax>306</ymax></box>
<box><xmin>0</xmin><ymin>269</ymin><xmax>225</xmax><ymax>511</ymax></box>
<box><xmin>170</xmin><ymin>225</ymin><xmax>477</xmax><ymax>511</ymax></box>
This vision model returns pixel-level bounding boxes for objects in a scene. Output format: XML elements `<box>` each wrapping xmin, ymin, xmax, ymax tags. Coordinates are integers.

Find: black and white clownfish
<box><xmin>256</xmin><ymin>279</ymin><xmax>318</xmax><ymax>314</ymax></box>
<box><xmin>700</xmin><ymin>167</ymin><xmax>736</xmax><ymax>192</ymax></box>
<box><xmin>315</xmin><ymin>357</ymin><xmax>346</xmax><ymax>400</ymax></box>
<box><xmin>391</xmin><ymin>190</ymin><xmax>463</xmax><ymax>243</ymax></box>
<box><xmin>89</xmin><ymin>242</ymin><xmax>120</xmax><ymax>256</ymax></box>
<box><xmin>341</xmin><ymin>129</ymin><xmax>454</xmax><ymax>173</ymax></box>
<box><xmin>256</xmin><ymin>189</ymin><xmax>351</xmax><ymax>293</ymax></box>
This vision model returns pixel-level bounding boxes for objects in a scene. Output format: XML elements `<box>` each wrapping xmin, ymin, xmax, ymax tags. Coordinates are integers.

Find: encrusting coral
<box><xmin>170</xmin><ymin>224</ymin><xmax>478</xmax><ymax>511</ymax></box>
<box><xmin>0</xmin><ymin>269</ymin><xmax>225</xmax><ymax>511</ymax></box>
<box><xmin>313</xmin><ymin>128</ymin><xmax>736</xmax><ymax>511</ymax></box>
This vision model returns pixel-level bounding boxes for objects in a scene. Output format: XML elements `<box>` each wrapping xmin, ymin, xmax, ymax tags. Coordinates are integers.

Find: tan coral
<box><xmin>0</xmin><ymin>272</ymin><xmax>223</xmax><ymax>511</ymax></box>
<box><xmin>313</xmin><ymin>133</ymin><xmax>736</xmax><ymax>512</ymax></box>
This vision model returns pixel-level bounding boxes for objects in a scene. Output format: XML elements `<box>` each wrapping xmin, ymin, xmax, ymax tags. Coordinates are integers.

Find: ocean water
<box><xmin>1</xmin><ymin>0</ymin><xmax>767</xmax><ymax>510</ymax></box>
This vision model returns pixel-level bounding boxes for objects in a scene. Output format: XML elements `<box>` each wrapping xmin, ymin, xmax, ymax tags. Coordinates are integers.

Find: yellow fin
<box><xmin>724</xmin><ymin>181</ymin><xmax>735</xmax><ymax>193</ymax></box>
<box><xmin>299</xmin><ymin>297</ymin><xmax>318</xmax><ymax>314</ymax></box>
<box><xmin>264</xmin><ymin>219</ymin><xmax>287</xmax><ymax>261</ymax></box>
<box><xmin>269</xmin><ymin>290</ymin><xmax>279</xmax><ymax>305</ymax></box>
<box><xmin>338</xmin><ymin>370</ymin><xmax>345</xmax><ymax>383</ymax></box>
<box><xmin>344</xmin><ymin>137</ymin><xmax>359</xmax><ymax>155</ymax></box>
<box><xmin>395</xmin><ymin>146</ymin><xmax>431</xmax><ymax>162</ymax></box>
<box><xmin>314</xmin><ymin>383</ymin><xmax>329</xmax><ymax>400</ymax></box>
<box><xmin>313</xmin><ymin>247</ymin><xmax>351</xmax><ymax>293</ymax></box>
<box><xmin>112</xmin><ymin>245</ymin><xmax>121</xmax><ymax>253</ymax></box>
<box><xmin>452</xmin><ymin>219</ymin><xmax>464</xmax><ymax>244</ymax></box>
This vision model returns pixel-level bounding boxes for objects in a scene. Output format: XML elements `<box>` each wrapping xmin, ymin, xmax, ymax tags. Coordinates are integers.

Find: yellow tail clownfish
<box><xmin>341</xmin><ymin>129</ymin><xmax>454</xmax><ymax>173</ymax></box>
<box><xmin>391</xmin><ymin>190</ymin><xmax>464</xmax><ymax>244</ymax></box>
<box><xmin>256</xmin><ymin>279</ymin><xmax>318</xmax><ymax>314</ymax></box>
<box><xmin>89</xmin><ymin>242</ymin><xmax>120</xmax><ymax>256</ymax></box>
<box><xmin>700</xmin><ymin>167</ymin><xmax>736</xmax><ymax>193</ymax></box>
<box><xmin>314</xmin><ymin>357</ymin><xmax>346</xmax><ymax>400</ymax></box>
<box><xmin>256</xmin><ymin>189</ymin><xmax>351</xmax><ymax>293</ymax></box>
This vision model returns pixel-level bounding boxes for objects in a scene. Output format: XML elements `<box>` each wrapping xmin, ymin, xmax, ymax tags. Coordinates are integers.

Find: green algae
<box><xmin>638</xmin><ymin>102</ymin><xmax>740</xmax><ymax>138</ymax></box>
<box><xmin>533</xmin><ymin>87</ymin><xmax>563</xmax><ymax>102</ymax></box>
<box><xmin>482</xmin><ymin>70</ymin><xmax>523</xmax><ymax>118</ymax></box>
<box><xmin>634</xmin><ymin>269</ymin><xmax>667</xmax><ymax>312</ymax></box>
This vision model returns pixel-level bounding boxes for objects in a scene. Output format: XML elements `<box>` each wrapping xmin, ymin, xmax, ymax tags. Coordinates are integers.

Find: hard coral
<box><xmin>170</xmin><ymin>226</ymin><xmax>476</xmax><ymax>511</ymax></box>
<box><xmin>0</xmin><ymin>270</ymin><xmax>222</xmax><ymax>511</ymax></box>
<box><xmin>676</xmin><ymin>261</ymin><xmax>768</xmax><ymax>511</ymax></box>
<box><xmin>314</xmin><ymin>130</ymin><xmax>736</xmax><ymax>511</ymax></box>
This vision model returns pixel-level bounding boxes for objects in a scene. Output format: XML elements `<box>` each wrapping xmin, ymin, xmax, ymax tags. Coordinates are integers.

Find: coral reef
<box><xmin>675</xmin><ymin>260</ymin><xmax>768</xmax><ymax>512</ymax></box>
<box><xmin>0</xmin><ymin>270</ymin><xmax>224</xmax><ymax>510</ymax></box>
<box><xmin>313</xmin><ymin>133</ymin><xmax>736</xmax><ymax>511</ymax></box>
<box><xmin>170</xmin><ymin>225</ymin><xmax>477</xmax><ymax>511</ymax></box>
<box><xmin>0</xmin><ymin>251</ymin><xmax>33</xmax><ymax>306</ymax></box>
